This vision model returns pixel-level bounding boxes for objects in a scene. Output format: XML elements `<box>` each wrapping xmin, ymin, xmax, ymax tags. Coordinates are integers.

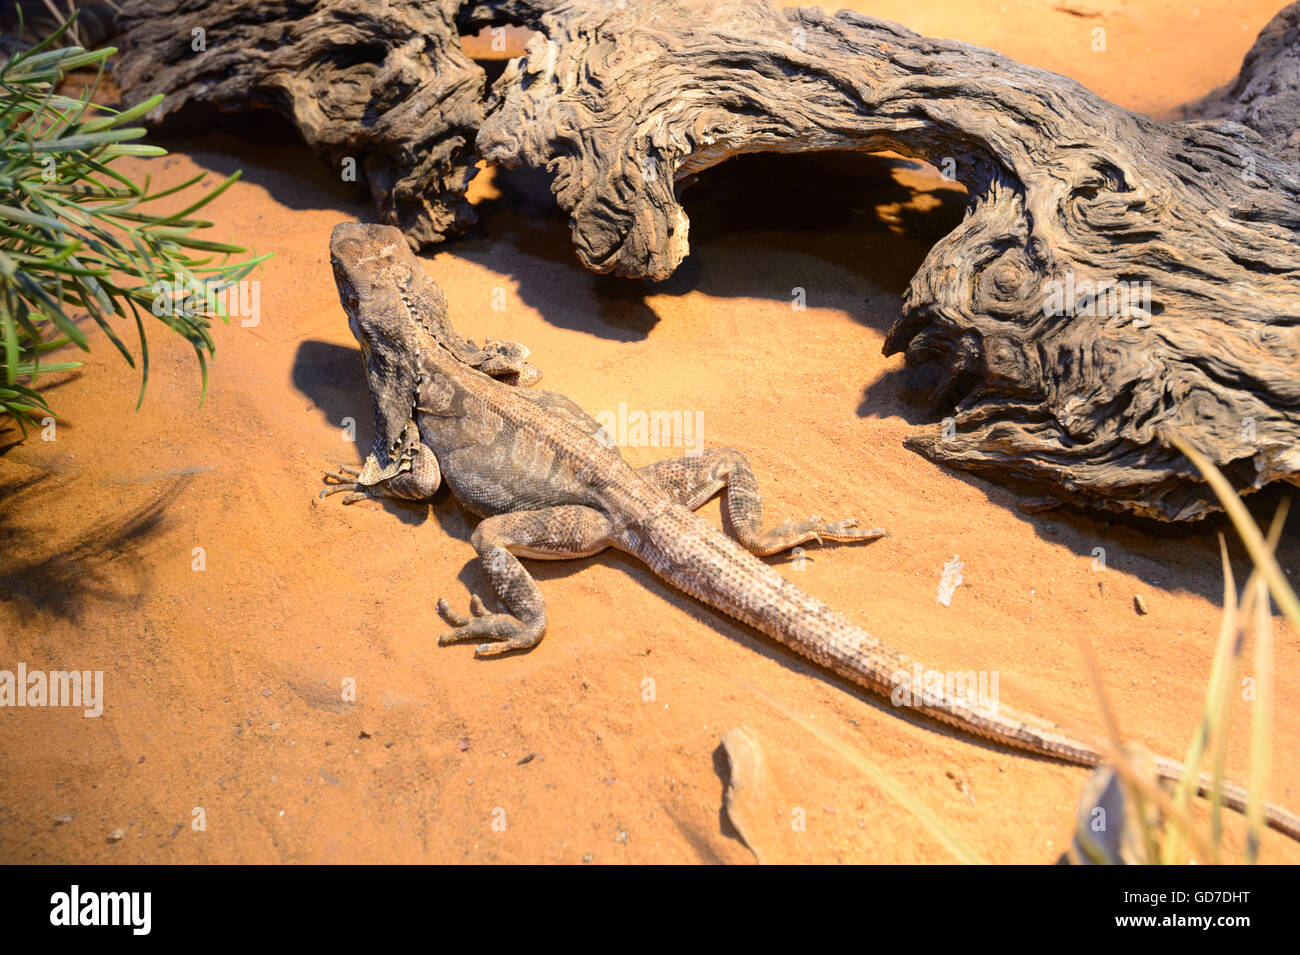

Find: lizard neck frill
<box><xmin>620</xmin><ymin>502</ymin><xmax>1105</xmax><ymax>766</ymax></box>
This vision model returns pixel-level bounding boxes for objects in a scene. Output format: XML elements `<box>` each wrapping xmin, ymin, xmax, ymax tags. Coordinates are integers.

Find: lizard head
<box><xmin>330</xmin><ymin>222</ymin><xmax>546</xmax><ymax>470</ymax></box>
<box><xmin>330</xmin><ymin>222</ymin><xmax>454</xmax><ymax>470</ymax></box>
<box><xmin>330</xmin><ymin>222</ymin><xmax>448</xmax><ymax>363</ymax></box>
<box><xmin>331</xmin><ymin>221</ymin><xmax>543</xmax><ymax>383</ymax></box>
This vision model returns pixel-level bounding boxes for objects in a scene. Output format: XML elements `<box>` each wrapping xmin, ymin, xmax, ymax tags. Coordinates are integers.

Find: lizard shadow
<box><xmin>293</xmin><ymin>339</ymin><xmax>370</xmax><ymax>437</ymax></box>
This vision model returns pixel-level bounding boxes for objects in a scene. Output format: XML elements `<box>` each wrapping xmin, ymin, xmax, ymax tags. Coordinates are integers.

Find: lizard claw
<box><xmin>436</xmin><ymin>598</ymin><xmax>542</xmax><ymax>657</ymax></box>
<box><xmin>321</xmin><ymin>465</ymin><xmax>362</xmax><ymax>484</ymax></box>
<box><xmin>321</xmin><ymin>464</ymin><xmax>384</xmax><ymax>504</ymax></box>
<box><xmin>816</xmin><ymin>517</ymin><xmax>889</xmax><ymax>542</ymax></box>
<box><xmin>760</xmin><ymin>516</ymin><xmax>887</xmax><ymax>554</ymax></box>
<box><xmin>436</xmin><ymin>597</ymin><xmax>468</xmax><ymax>627</ymax></box>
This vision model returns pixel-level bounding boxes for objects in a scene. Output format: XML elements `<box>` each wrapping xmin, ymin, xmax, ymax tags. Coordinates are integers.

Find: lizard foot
<box><xmin>436</xmin><ymin>597</ymin><xmax>543</xmax><ymax>658</ymax></box>
<box><xmin>320</xmin><ymin>464</ymin><xmax>372</xmax><ymax>504</ymax></box>
<box><xmin>760</xmin><ymin>516</ymin><xmax>888</xmax><ymax>553</ymax></box>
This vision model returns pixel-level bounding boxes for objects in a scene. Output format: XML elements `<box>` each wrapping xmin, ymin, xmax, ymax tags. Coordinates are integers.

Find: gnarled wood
<box><xmin>1183</xmin><ymin>2</ymin><xmax>1300</xmax><ymax>162</ymax></box>
<box><xmin>111</xmin><ymin>0</ymin><xmax>490</xmax><ymax>247</ymax></box>
<box><xmin>108</xmin><ymin>0</ymin><xmax>1300</xmax><ymax>519</ymax></box>
<box><xmin>477</xmin><ymin>0</ymin><xmax>1300</xmax><ymax>520</ymax></box>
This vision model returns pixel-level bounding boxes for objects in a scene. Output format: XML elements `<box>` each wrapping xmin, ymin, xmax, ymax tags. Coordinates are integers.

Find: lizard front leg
<box><xmin>638</xmin><ymin>449</ymin><xmax>886</xmax><ymax>556</ymax></box>
<box><xmin>472</xmin><ymin>339</ymin><xmax>542</xmax><ymax>386</ymax></box>
<box><xmin>437</xmin><ymin>505</ymin><xmax>614</xmax><ymax>657</ymax></box>
<box><xmin>320</xmin><ymin>440</ymin><xmax>442</xmax><ymax>504</ymax></box>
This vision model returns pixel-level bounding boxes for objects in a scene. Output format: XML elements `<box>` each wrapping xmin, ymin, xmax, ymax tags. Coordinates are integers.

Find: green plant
<box><xmin>0</xmin><ymin>14</ymin><xmax>268</xmax><ymax>430</ymax></box>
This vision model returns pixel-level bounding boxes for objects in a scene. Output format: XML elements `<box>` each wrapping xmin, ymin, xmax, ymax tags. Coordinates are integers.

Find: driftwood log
<box><xmin>110</xmin><ymin>0</ymin><xmax>1300</xmax><ymax>520</ymax></box>
<box><xmin>112</xmin><ymin>0</ymin><xmax>489</xmax><ymax>247</ymax></box>
<box><xmin>1183</xmin><ymin>2</ymin><xmax>1300</xmax><ymax>163</ymax></box>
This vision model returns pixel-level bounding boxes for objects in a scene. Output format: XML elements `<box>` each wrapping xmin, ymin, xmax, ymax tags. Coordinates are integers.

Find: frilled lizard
<box><xmin>320</xmin><ymin>222</ymin><xmax>1300</xmax><ymax>842</ymax></box>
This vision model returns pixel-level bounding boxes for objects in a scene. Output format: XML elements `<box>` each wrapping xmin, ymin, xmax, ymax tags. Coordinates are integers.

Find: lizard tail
<box><xmin>1152</xmin><ymin>756</ymin><xmax>1300</xmax><ymax>843</ymax></box>
<box><xmin>626</xmin><ymin>504</ymin><xmax>1300</xmax><ymax>843</ymax></box>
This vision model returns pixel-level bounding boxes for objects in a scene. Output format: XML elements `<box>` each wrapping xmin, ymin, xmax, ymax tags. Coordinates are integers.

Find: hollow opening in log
<box><xmin>675</xmin><ymin>150</ymin><xmax>968</xmax><ymax>247</ymax></box>
<box><xmin>459</xmin><ymin>23</ymin><xmax>539</xmax><ymax>87</ymax></box>
<box><xmin>661</xmin><ymin>149</ymin><xmax>972</xmax><ymax>354</ymax></box>
<box><xmin>129</xmin><ymin>97</ymin><xmax>315</xmax><ymax>154</ymax></box>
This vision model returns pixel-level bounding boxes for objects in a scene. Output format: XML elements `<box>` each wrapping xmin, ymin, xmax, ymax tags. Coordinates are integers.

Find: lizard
<box><xmin>319</xmin><ymin>221</ymin><xmax>1300</xmax><ymax>843</ymax></box>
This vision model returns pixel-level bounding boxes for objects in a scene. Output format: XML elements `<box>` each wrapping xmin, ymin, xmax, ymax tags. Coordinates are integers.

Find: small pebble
<box><xmin>107</xmin><ymin>828</ymin><xmax>125</xmax><ymax>843</ymax></box>
<box><xmin>1134</xmin><ymin>594</ymin><xmax>1149</xmax><ymax>615</ymax></box>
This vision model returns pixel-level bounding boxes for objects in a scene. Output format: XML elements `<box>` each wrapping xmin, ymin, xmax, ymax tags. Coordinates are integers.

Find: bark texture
<box><xmin>477</xmin><ymin>0</ymin><xmax>1300</xmax><ymax>519</ymax></box>
<box><xmin>109</xmin><ymin>0</ymin><xmax>1300</xmax><ymax>519</ymax></box>
<box><xmin>112</xmin><ymin>0</ymin><xmax>489</xmax><ymax>247</ymax></box>
<box><xmin>1183</xmin><ymin>2</ymin><xmax>1300</xmax><ymax>163</ymax></box>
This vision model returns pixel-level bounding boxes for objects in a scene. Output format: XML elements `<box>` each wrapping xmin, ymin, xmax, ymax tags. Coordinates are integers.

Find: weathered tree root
<box><xmin>1183</xmin><ymin>2</ymin><xmax>1300</xmax><ymax>163</ymax></box>
<box><xmin>110</xmin><ymin>0</ymin><xmax>1300</xmax><ymax>519</ymax></box>
<box><xmin>111</xmin><ymin>0</ymin><xmax>489</xmax><ymax>247</ymax></box>
<box><xmin>477</xmin><ymin>0</ymin><xmax>1300</xmax><ymax>520</ymax></box>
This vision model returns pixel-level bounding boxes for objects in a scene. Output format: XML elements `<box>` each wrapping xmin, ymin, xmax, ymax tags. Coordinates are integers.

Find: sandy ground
<box><xmin>1</xmin><ymin>0</ymin><xmax>1298</xmax><ymax>864</ymax></box>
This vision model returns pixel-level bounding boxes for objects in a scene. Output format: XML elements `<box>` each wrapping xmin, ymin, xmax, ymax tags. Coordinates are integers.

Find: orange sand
<box><xmin>1</xmin><ymin>1</ymin><xmax>1296</xmax><ymax>863</ymax></box>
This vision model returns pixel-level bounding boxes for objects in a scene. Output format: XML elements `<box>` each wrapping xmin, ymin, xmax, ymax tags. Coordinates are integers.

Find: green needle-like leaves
<box><xmin>0</xmin><ymin>14</ymin><xmax>269</xmax><ymax>429</ymax></box>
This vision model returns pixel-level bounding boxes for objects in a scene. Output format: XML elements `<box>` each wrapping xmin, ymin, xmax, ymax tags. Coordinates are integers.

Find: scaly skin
<box><xmin>321</xmin><ymin>221</ymin><xmax>1300</xmax><ymax>843</ymax></box>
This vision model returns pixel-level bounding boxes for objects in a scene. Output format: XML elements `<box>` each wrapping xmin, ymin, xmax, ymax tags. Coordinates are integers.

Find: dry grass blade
<box><xmin>1244</xmin><ymin>574</ymin><xmax>1273</xmax><ymax>864</ymax></box>
<box><xmin>1068</xmin><ymin>619</ymin><xmax>1164</xmax><ymax>862</ymax></box>
<box><xmin>1162</xmin><ymin>535</ymin><xmax>1239</xmax><ymax>864</ymax></box>
<box><xmin>739</xmin><ymin>681</ymin><xmax>986</xmax><ymax>864</ymax></box>
<box><xmin>1171</xmin><ymin>435</ymin><xmax>1300</xmax><ymax>630</ymax></box>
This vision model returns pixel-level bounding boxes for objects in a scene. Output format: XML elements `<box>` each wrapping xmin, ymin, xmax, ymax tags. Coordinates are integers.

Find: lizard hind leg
<box><xmin>637</xmin><ymin>448</ymin><xmax>887</xmax><ymax>557</ymax></box>
<box><xmin>437</xmin><ymin>505</ymin><xmax>615</xmax><ymax>658</ymax></box>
